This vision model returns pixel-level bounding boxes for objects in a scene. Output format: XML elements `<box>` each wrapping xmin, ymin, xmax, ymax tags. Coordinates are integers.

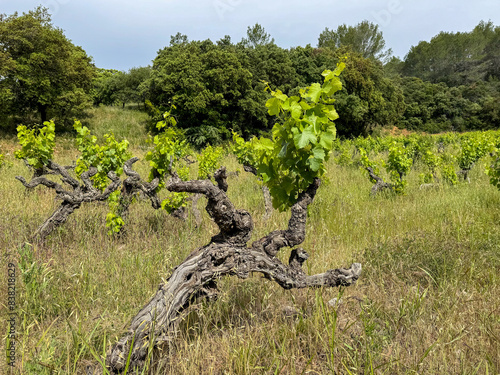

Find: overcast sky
<box><xmin>2</xmin><ymin>0</ymin><xmax>499</xmax><ymax>71</ymax></box>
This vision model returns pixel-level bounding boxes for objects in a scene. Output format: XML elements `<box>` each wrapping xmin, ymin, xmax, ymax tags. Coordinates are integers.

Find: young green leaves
<box><xmin>197</xmin><ymin>144</ymin><xmax>224</xmax><ymax>180</ymax></box>
<box><xmin>74</xmin><ymin>121</ymin><xmax>131</xmax><ymax>191</ymax></box>
<box><xmin>236</xmin><ymin>62</ymin><xmax>345</xmax><ymax>211</ymax></box>
<box><xmin>386</xmin><ymin>143</ymin><xmax>413</xmax><ymax>194</ymax></box>
<box><xmin>15</xmin><ymin>121</ymin><xmax>56</xmax><ymax>170</ymax></box>
<box><xmin>145</xmin><ymin>107</ymin><xmax>189</xmax><ymax>188</ymax></box>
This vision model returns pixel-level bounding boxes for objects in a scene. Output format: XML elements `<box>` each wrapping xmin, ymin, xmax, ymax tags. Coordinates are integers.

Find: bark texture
<box><xmin>103</xmin><ymin>167</ymin><xmax>361</xmax><ymax>373</ymax></box>
<box><xmin>365</xmin><ymin>167</ymin><xmax>393</xmax><ymax>196</ymax></box>
<box><xmin>16</xmin><ymin>160</ymin><xmax>120</xmax><ymax>242</ymax></box>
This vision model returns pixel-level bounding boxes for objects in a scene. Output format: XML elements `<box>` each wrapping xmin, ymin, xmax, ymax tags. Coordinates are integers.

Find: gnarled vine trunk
<box><xmin>365</xmin><ymin>166</ymin><xmax>393</xmax><ymax>196</ymax></box>
<box><xmin>99</xmin><ymin>167</ymin><xmax>361</xmax><ymax>374</ymax></box>
<box><xmin>16</xmin><ymin>160</ymin><xmax>120</xmax><ymax>242</ymax></box>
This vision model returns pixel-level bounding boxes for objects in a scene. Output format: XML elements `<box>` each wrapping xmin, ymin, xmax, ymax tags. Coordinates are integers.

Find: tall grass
<box><xmin>0</xmin><ymin>107</ymin><xmax>499</xmax><ymax>374</ymax></box>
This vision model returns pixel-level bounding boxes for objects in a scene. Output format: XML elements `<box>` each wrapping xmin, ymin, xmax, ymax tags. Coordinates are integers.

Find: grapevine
<box><xmin>386</xmin><ymin>143</ymin><xmax>413</xmax><ymax>194</ymax></box>
<box><xmin>14</xmin><ymin>121</ymin><xmax>56</xmax><ymax>172</ymax></box>
<box><xmin>74</xmin><ymin>121</ymin><xmax>132</xmax><ymax>191</ymax></box>
<box><xmin>234</xmin><ymin>62</ymin><xmax>345</xmax><ymax>211</ymax></box>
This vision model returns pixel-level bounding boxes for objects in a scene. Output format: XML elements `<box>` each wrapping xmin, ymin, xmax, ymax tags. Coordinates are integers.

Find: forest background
<box><xmin>1</xmin><ymin>6</ymin><xmax>500</xmax><ymax>144</ymax></box>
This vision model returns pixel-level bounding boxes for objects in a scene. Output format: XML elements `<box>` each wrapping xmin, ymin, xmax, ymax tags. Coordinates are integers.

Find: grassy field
<box><xmin>1</xmin><ymin>106</ymin><xmax>499</xmax><ymax>374</ymax></box>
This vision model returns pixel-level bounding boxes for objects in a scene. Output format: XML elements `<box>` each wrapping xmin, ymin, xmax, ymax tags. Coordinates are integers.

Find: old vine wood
<box><xmin>101</xmin><ymin>168</ymin><xmax>361</xmax><ymax>373</ymax></box>
<box><xmin>16</xmin><ymin>159</ymin><xmax>121</xmax><ymax>242</ymax></box>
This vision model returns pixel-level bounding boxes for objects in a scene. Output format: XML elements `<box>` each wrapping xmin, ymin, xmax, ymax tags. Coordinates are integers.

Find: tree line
<box><xmin>1</xmin><ymin>7</ymin><xmax>500</xmax><ymax>142</ymax></box>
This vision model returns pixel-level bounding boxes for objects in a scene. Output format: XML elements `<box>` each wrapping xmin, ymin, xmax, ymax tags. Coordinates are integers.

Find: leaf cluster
<box><xmin>197</xmin><ymin>144</ymin><xmax>225</xmax><ymax>180</ymax></box>
<box><xmin>234</xmin><ymin>63</ymin><xmax>345</xmax><ymax>211</ymax></box>
<box><xmin>144</xmin><ymin>108</ymin><xmax>190</xmax><ymax>188</ymax></box>
<box><xmin>74</xmin><ymin>121</ymin><xmax>131</xmax><ymax>191</ymax></box>
<box><xmin>386</xmin><ymin>143</ymin><xmax>413</xmax><ymax>194</ymax></box>
<box><xmin>358</xmin><ymin>147</ymin><xmax>380</xmax><ymax>184</ymax></box>
<box><xmin>14</xmin><ymin>121</ymin><xmax>55</xmax><ymax>170</ymax></box>
<box><xmin>105</xmin><ymin>190</ymin><xmax>125</xmax><ymax>235</ymax></box>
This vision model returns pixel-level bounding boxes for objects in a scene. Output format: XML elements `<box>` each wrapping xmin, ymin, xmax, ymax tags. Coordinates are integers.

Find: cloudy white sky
<box><xmin>2</xmin><ymin>0</ymin><xmax>499</xmax><ymax>71</ymax></box>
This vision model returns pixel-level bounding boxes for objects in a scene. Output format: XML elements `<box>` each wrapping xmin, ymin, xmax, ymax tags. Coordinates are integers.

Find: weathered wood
<box><xmin>191</xmin><ymin>193</ymin><xmax>203</xmax><ymax>227</ymax></box>
<box><xmin>458</xmin><ymin>168</ymin><xmax>471</xmax><ymax>183</ymax></box>
<box><xmin>103</xmin><ymin>167</ymin><xmax>361</xmax><ymax>373</ymax></box>
<box><xmin>365</xmin><ymin>167</ymin><xmax>393</xmax><ymax>196</ymax></box>
<box><xmin>16</xmin><ymin>160</ymin><xmax>121</xmax><ymax>242</ymax></box>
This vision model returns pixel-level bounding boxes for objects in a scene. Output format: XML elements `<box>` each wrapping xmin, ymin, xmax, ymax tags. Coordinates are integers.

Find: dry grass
<box><xmin>1</xmin><ymin>107</ymin><xmax>499</xmax><ymax>374</ymax></box>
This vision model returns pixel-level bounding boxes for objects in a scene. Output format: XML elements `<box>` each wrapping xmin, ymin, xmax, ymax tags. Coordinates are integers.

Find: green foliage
<box><xmin>197</xmin><ymin>144</ymin><xmax>225</xmax><ymax>180</ymax></box>
<box><xmin>334</xmin><ymin>139</ymin><xmax>354</xmax><ymax>167</ymax></box>
<box><xmin>457</xmin><ymin>134</ymin><xmax>490</xmax><ymax>171</ymax></box>
<box><xmin>105</xmin><ymin>190</ymin><xmax>125</xmax><ymax>235</ymax></box>
<box><xmin>329</xmin><ymin>49</ymin><xmax>405</xmax><ymax>137</ymax></box>
<box><xmin>160</xmin><ymin>166</ymin><xmax>190</xmax><ymax>214</ymax></box>
<box><xmin>386</xmin><ymin>144</ymin><xmax>413</xmax><ymax>194</ymax></box>
<box><xmin>318</xmin><ymin>20</ymin><xmax>392</xmax><ymax>61</ymax></box>
<box><xmin>144</xmin><ymin>108</ymin><xmax>190</xmax><ymax>188</ymax></box>
<box><xmin>419</xmin><ymin>149</ymin><xmax>440</xmax><ymax>184</ymax></box>
<box><xmin>0</xmin><ymin>6</ymin><xmax>95</xmax><ymax>128</ymax></box>
<box><xmin>74</xmin><ymin>121</ymin><xmax>131</xmax><ymax>191</ymax></box>
<box><xmin>14</xmin><ymin>120</ymin><xmax>56</xmax><ymax>169</ymax></box>
<box><xmin>488</xmin><ymin>153</ymin><xmax>500</xmax><ymax>190</ymax></box>
<box><xmin>234</xmin><ymin>63</ymin><xmax>345</xmax><ymax>211</ymax></box>
<box><xmin>232</xmin><ymin>132</ymin><xmax>259</xmax><ymax>169</ymax></box>
<box><xmin>441</xmin><ymin>161</ymin><xmax>459</xmax><ymax>186</ymax></box>
<box><xmin>358</xmin><ymin>147</ymin><xmax>380</xmax><ymax>184</ymax></box>
<box><xmin>147</xmin><ymin>39</ymin><xmax>253</xmax><ymax>146</ymax></box>
<box><xmin>401</xmin><ymin>21</ymin><xmax>499</xmax><ymax>86</ymax></box>
<box><xmin>92</xmin><ymin>67</ymin><xmax>151</xmax><ymax>107</ymax></box>
<box><xmin>241</xmin><ymin>23</ymin><xmax>274</xmax><ymax>48</ymax></box>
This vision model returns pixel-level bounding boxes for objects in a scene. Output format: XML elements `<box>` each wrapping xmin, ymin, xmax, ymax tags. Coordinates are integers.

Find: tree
<box><xmin>92</xmin><ymin>67</ymin><xmax>151</xmax><ymax>109</ymax></box>
<box><xmin>147</xmin><ymin>39</ymin><xmax>254</xmax><ymax>147</ymax></box>
<box><xmin>241</xmin><ymin>23</ymin><xmax>275</xmax><ymax>48</ymax></box>
<box><xmin>14</xmin><ymin>120</ymin><xmax>125</xmax><ymax>242</ymax></box>
<box><xmin>0</xmin><ymin>7</ymin><xmax>95</xmax><ymax>129</ymax></box>
<box><xmin>92</xmin><ymin>69</ymin><xmax>122</xmax><ymax>106</ymax></box>
<box><xmin>0</xmin><ymin>49</ymin><xmax>15</xmax><ymax>124</ymax></box>
<box><xmin>319</xmin><ymin>48</ymin><xmax>405</xmax><ymax>137</ymax></box>
<box><xmin>318</xmin><ymin>20</ymin><xmax>392</xmax><ymax>62</ymax></box>
<box><xmin>401</xmin><ymin>21</ymin><xmax>498</xmax><ymax>86</ymax></box>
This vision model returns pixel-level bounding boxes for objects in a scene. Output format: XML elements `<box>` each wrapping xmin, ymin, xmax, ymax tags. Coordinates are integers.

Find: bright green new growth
<box><xmin>14</xmin><ymin>121</ymin><xmax>56</xmax><ymax>170</ymax></box>
<box><xmin>197</xmin><ymin>144</ymin><xmax>225</xmax><ymax>180</ymax></box>
<box><xmin>457</xmin><ymin>135</ymin><xmax>489</xmax><ymax>171</ymax></box>
<box><xmin>105</xmin><ymin>191</ymin><xmax>125</xmax><ymax>235</ymax></box>
<box><xmin>386</xmin><ymin>143</ymin><xmax>413</xmax><ymax>194</ymax></box>
<box><xmin>161</xmin><ymin>166</ymin><xmax>190</xmax><ymax>214</ymax></box>
<box><xmin>488</xmin><ymin>148</ymin><xmax>500</xmax><ymax>190</ymax></box>
<box><xmin>358</xmin><ymin>147</ymin><xmax>380</xmax><ymax>184</ymax></box>
<box><xmin>418</xmin><ymin>149</ymin><xmax>440</xmax><ymax>184</ymax></box>
<box><xmin>145</xmin><ymin>108</ymin><xmax>191</xmax><ymax>214</ymax></box>
<box><xmin>74</xmin><ymin>121</ymin><xmax>131</xmax><ymax>191</ymax></box>
<box><xmin>234</xmin><ymin>62</ymin><xmax>345</xmax><ymax>211</ymax></box>
<box><xmin>74</xmin><ymin>121</ymin><xmax>131</xmax><ymax>235</ymax></box>
<box><xmin>145</xmin><ymin>107</ymin><xmax>189</xmax><ymax>188</ymax></box>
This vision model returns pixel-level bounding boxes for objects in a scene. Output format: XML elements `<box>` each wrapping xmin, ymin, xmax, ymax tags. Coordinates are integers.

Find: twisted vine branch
<box><xmin>16</xmin><ymin>159</ymin><xmax>120</xmax><ymax>242</ymax></box>
<box><xmin>101</xmin><ymin>167</ymin><xmax>361</xmax><ymax>373</ymax></box>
